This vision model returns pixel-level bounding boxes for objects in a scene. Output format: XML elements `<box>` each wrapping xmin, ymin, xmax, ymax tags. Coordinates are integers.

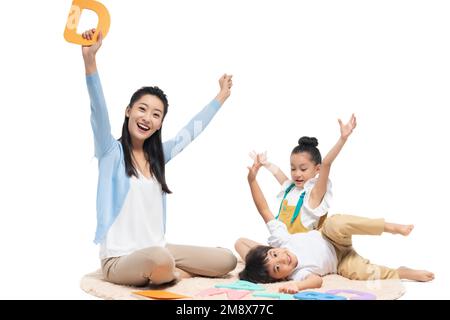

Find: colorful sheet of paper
<box><xmin>294</xmin><ymin>291</ymin><xmax>347</xmax><ymax>300</ymax></box>
<box><xmin>215</xmin><ymin>280</ymin><xmax>265</xmax><ymax>291</ymax></box>
<box><xmin>133</xmin><ymin>290</ymin><xmax>190</xmax><ymax>300</ymax></box>
<box><xmin>253</xmin><ymin>292</ymin><xmax>294</xmax><ymax>300</ymax></box>
<box><xmin>197</xmin><ymin>288</ymin><xmax>251</xmax><ymax>300</ymax></box>
<box><xmin>326</xmin><ymin>289</ymin><xmax>376</xmax><ymax>300</ymax></box>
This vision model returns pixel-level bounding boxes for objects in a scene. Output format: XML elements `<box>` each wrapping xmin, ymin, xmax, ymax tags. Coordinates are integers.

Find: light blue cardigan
<box><xmin>86</xmin><ymin>72</ymin><xmax>221</xmax><ymax>244</ymax></box>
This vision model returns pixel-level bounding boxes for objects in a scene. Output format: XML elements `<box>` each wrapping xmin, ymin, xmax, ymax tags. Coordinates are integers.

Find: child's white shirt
<box><xmin>276</xmin><ymin>178</ymin><xmax>333</xmax><ymax>230</ymax></box>
<box><xmin>100</xmin><ymin>172</ymin><xmax>166</xmax><ymax>259</ymax></box>
<box><xmin>266</xmin><ymin>219</ymin><xmax>338</xmax><ymax>281</ymax></box>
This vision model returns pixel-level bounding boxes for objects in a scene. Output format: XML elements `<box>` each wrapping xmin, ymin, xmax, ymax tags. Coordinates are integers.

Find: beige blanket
<box><xmin>80</xmin><ymin>262</ymin><xmax>405</xmax><ymax>300</ymax></box>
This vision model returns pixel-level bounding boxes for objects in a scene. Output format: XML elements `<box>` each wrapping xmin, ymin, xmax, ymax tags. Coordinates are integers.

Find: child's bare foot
<box><xmin>384</xmin><ymin>222</ymin><xmax>414</xmax><ymax>236</ymax></box>
<box><xmin>397</xmin><ymin>267</ymin><xmax>435</xmax><ymax>282</ymax></box>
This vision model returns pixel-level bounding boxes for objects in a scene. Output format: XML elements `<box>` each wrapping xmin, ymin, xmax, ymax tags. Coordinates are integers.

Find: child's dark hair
<box><xmin>291</xmin><ymin>136</ymin><xmax>322</xmax><ymax>165</ymax></box>
<box><xmin>120</xmin><ymin>86</ymin><xmax>171</xmax><ymax>194</ymax></box>
<box><xmin>238</xmin><ymin>245</ymin><xmax>278</xmax><ymax>283</ymax></box>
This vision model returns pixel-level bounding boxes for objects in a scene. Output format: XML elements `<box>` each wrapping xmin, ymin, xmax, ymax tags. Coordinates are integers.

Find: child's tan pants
<box><xmin>320</xmin><ymin>214</ymin><xmax>399</xmax><ymax>280</ymax></box>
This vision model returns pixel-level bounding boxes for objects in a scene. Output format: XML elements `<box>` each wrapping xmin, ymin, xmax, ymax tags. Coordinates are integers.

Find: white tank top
<box><xmin>100</xmin><ymin>172</ymin><xmax>166</xmax><ymax>259</ymax></box>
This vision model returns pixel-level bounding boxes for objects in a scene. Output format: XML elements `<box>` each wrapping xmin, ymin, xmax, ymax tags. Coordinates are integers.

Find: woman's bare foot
<box><xmin>384</xmin><ymin>222</ymin><xmax>414</xmax><ymax>236</ymax></box>
<box><xmin>397</xmin><ymin>267</ymin><xmax>435</xmax><ymax>282</ymax></box>
<box><xmin>174</xmin><ymin>267</ymin><xmax>193</xmax><ymax>280</ymax></box>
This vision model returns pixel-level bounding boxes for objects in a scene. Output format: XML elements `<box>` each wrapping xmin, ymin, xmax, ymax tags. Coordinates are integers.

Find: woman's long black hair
<box><xmin>119</xmin><ymin>86</ymin><xmax>172</xmax><ymax>194</ymax></box>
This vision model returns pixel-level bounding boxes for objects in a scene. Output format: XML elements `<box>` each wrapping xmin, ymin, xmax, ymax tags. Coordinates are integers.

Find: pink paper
<box><xmin>197</xmin><ymin>288</ymin><xmax>251</xmax><ymax>300</ymax></box>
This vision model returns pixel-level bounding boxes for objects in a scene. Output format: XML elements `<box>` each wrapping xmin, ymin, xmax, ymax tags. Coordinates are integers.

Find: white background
<box><xmin>0</xmin><ymin>0</ymin><xmax>449</xmax><ymax>299</ymax></box>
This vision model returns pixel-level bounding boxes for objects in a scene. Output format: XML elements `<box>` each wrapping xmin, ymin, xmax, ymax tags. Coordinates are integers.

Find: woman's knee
<box><xmin>139</xmin><ymin>247</ymin><xmax>176</xmax><ymax>284</ymax></box>
<box><xmin>150</xmin><ymin>264</ymin><xmax>176</xmax><ymax>284</ymax></box>
<box><xmin>213</xmin><ymin>248</ymin><xmax>238</xmax><ymax>277</ymax></box>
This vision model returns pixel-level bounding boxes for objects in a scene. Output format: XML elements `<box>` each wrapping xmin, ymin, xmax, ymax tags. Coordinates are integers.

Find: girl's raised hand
<box><xmin>338</xmin><ymin>113</ymin><xmax>357</xmax><ymax>140</ymax></box>
<box><xmin>81</xmin><ymin>28</ymin><xmax>103</xmax><ymax>61</ymax></box>
<box><xmin>249</xmin><ymin>151</ymin><xmax>268</xmax><ymax>166</ymax></box>
<box><xmin>247</xmin><ymin>155</ymin><xmax>263</xmax><ymax>182</ymax></box>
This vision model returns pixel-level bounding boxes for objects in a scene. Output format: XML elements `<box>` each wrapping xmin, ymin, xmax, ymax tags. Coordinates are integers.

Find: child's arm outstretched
<box><xmin>278</xmin><ymin>274</ymin><xmax>323</xmax><ymax>294</ymax></box>
<box><xmin>249</xmin><ymin>151</ymin><xmax>289</xmax><ymax>185</ymax></box>
<box><xmin>247</xmin><ymin>156</ymin><xmax>275</xmax><ymax>223</ymax></box>
<box><xmin>309</xmin><ymin>114</ymin><xmax>357</xmax><ymax>209</ymax></box>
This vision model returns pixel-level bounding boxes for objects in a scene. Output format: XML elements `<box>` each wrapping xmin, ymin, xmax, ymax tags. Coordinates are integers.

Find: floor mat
<box><xmin>80</xmin><ymin>262</ymin><xmax>405</xmax><ymax>300</ymax></box>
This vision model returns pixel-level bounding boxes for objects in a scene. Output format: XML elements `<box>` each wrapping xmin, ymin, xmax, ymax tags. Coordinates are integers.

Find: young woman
<box><xmin>81</xmin><ymin>29</ymin><xmax>236</xmax><ymax>286</ymax></box>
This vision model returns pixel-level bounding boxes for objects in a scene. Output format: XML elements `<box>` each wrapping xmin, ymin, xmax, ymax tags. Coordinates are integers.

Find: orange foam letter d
<box><xmin>64</xmin><ymin>0</ymin><xmax>110</xmax><ymax>45</ymax></box>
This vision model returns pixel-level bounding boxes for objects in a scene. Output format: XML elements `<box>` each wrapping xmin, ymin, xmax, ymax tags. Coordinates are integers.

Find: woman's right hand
<box><xmin>219</xmin><ymin>74</ymin><xmax>233</xmax><ymax>97</ymax></box>
<box><xmin>81</xmin><ymin>29</ymin><xmax>102</xmax><ymax>75</ymax></box>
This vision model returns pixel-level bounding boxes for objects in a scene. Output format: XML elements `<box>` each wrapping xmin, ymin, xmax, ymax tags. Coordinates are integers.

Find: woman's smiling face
<box><xmin>126</xmin><ymin>94</ymin><xmax>164</xmax><ymax>144</ymax></box>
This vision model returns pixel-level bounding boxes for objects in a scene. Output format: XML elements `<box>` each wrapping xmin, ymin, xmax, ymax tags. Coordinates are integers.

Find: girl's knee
<box><xmin>328</xmin><ymin>214</ymin><xmax>345</xmax><ymax>223</ymax></box>
<box><xmin>325</xmin><ymin>214</ymin><xmax>347</xmax><ymax>231</ymax></box>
